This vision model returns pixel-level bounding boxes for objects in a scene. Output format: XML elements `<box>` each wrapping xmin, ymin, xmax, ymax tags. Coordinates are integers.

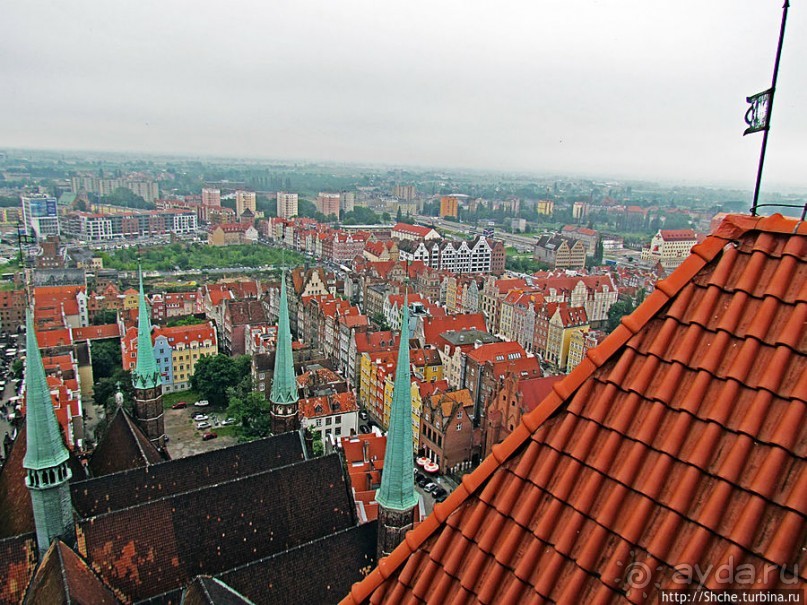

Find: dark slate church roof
<box><xmin>23</xmin><ymin>539</ymin><xmax>119</xmax><ymax>605</ymax></box>
<box><xmin>179</xmin><ymin>576</ymin><xmax>254</xmax><ymax>605</ymax></box>
<box><xmin>76</xmin><ymin>453</ymin><xmax>359</xmax><ymax>602</ymax></box>
<box><xmin>0</xmin><ymin>533</ymin><xmax>37</xmax><ymax>605</ymax></box>
<box><xmin>218</xmin><ymin>522</ymin><xmax>378</xmax><ymax>605</ymax></box>
<box><xmin>72</xmin><ymin>432</ymin><xmax>305</xmax><ymax>518</ymax></box>
<box><xmin>88</xmin><ymin>408</ymin><xmax>165</xmax><ymax>477</ymax></box>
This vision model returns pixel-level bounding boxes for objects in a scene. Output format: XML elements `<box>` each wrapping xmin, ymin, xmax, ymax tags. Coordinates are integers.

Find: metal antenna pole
<box><xmin>750</xmin><ymin>0</ymin><xmax>790</xmax><ymax>216</ymax></box>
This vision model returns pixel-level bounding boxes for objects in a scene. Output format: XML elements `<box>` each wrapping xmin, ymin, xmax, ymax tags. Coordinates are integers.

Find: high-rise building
<box><xmin>201</xmin><ymin>188</ymin><xmax>221</xmax><ymax>207</ymax></box>
<box><xmin>316</xmin><ymin>192</ymin><xmax>340</xmax><ymax>219</ymax></box>
<box><xmin>21</xmin><ymin>194</ymin><xmax>60</xmax><ymax>238</ymax></box>
<box><xmin>440</xmin><ymin>196</ymin><xmax>459</xmax><ymax>219</ymax></box>
<box><xmin>276</xmin><ymin>192</ymin><xmax>299</xmax><ymax>219</ymax></box>
<box><xmin>235</xmin><ymin>190</ymin><xmax>257</xmax><ymax>216</ymax></box>
<box><xmin>340</xmin><ymin>191</ymin><xmax>355</xmax><ymax>213</ymax></box>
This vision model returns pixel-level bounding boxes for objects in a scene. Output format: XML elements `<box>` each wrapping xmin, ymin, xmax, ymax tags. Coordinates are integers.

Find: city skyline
<box><xmin>2</xmin><ymin>1</ymin><xmax>806</xmax><ymax>190</ymax></box>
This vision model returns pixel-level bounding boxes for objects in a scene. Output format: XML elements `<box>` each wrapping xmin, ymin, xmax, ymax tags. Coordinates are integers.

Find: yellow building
<box><xmin>411</xmin><ymin>381</ymin><xmax>423</xmax><ymax>450</ymax></box>
<box><xmin>123</xmin><ymin>288</ymin><xmax>139</xmax><ymax>311</ymax></box>
<box><xmin>545</xmin><ymin>306</ymin><xmax>589</xmax><ymax>371</ymax></box>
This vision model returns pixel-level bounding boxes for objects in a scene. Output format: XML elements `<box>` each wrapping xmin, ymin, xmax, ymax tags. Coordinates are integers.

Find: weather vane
<box><xmin>744</xmin><ymin>1</ymin><xmax>790</xmax><ymax>217</ymax></box>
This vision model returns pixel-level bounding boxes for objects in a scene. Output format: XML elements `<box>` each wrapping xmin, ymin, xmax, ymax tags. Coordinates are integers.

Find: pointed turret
<box><xmin>131</xmin><ymin>265</ymin><xmax>165</xmax><ymax>448</ymax></box>
<box><xmin>270</xmin><ymin>273</ymin><xmax>299</xmax><ymax>434</ymax></box>
<box><xmin>23</xmin><ymin>309</ymin><xmax>74</xmax><ymax>557</ymax></box>
<box><xmin>376</xmin><ymin>295</ymin><xmax>418</xmax><ymax>559</ymax></box>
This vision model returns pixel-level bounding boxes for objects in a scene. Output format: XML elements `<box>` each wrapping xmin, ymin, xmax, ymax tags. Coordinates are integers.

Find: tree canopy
<box><xmin>91</xmin><ymin>338</ymin><xmax>122</xmax><ymax>381</ymax></box>
<box><xmin>191</xmin><ymin>354</ymin><xmax>251</xmax><ymax>408</ymax></box>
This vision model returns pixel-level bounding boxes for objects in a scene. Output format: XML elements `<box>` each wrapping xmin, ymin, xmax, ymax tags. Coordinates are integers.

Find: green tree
<box><xmin>607</xmin><ymin>298</ymin><xmax>636</xmax><ymax>332</ymax></box>
<box><xmin>308</xmin><ymin>427</ymin><xmax>324</xmax><ymax>456</ymax></box>
<box><xmin>103</xmin><ymin>187</ymin><xmax>153</xmax><ymax>209</ymax></box>
<box><xmin>10</xmin><ymin>358</ymin><xmax>23</xmax><ymax>380</ymax></box>
<box><xmin>91</xmin><ymin>338</ymin><xmax>122</xmax><ymax>380</ymax></box>
<box><xmin>165</xmin><ymin>316</ymin><xmax>206</xmax><ymax>327</ymax></box>
<box><xmin>396</xmin><ymin>207</ymin><xmax>402</xmax><ymax>222</ymax></box>
<box><xmin>93</xmin><ymin>368</ymin><xmax>134</xmax><ymax>413</ymax></box>
<box><xmin>593</xmin><ymin>239</ymin><xmax>604</xmax><ymax>264</ymax></box>
<box><xmin>191</xmin><ymin>354</ymin><xmax>251</xmax><ymax>407</ymax></box>
<box><xmin>92</xmin><ymin>309</ymin><xmax>118</xmax><ymax>325</ymax></box>
<box><xmin>226</xmin><ymin>391</ymin><xmax>271</xmax><ymax>440</ymax></box>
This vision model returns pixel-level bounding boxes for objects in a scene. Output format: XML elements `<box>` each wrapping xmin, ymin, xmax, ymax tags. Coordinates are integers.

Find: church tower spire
<box><xmin>23</xmin><ymin>309</ymin><xmax>74</xmax><ymax>557</ymax></box>
<box><xmin>270</xmin><ymin>272</ymin><xmax>299</xmax><ymax>434</ymax></box>
<box><xmin>131</xmin><ymin>264</ymin><xmax>165</xmax><ymax>448</ymax></box>
<box><xmin>376</xmin><ymin>294</ymin><xmax>418</xmax><ymax>559</ymax></box>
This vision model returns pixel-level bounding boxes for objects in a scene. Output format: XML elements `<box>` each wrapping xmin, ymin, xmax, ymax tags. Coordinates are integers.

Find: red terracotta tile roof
<box><xmin>206</xmin><ymin>284</ymin><xmax>234</xmax><ymax>307</ymax></box>
<box><xmin>299</xmin><ymin>392</ymin><xmax>358</xmax><ymax>419</ymax></box>
<box><xmin>518</xmin><ymin>374</ymin><xmax>564</xmax><ymax>414</ymax></box>
<box><xmin>343</xmin><ymin>213</ymin><xmax>807</xmax><ymax>603</ymax></box>
<box><xmin>414</xmin><ymin>378</ymin><xmax>449</xmax><ymax>399</ymax></box>
<box><xmin>493</xmin><ymin>277</ymin><xmax>527</xmax><ymax>294</ymax></box>
<box><xmin>555</xmin><ymin>305</ymin><xmax>588</xmax><ymax>327</ymax></box>
<box><xmin>72</xmin><ymin>323</ymin><xmax>120</xmax><ymax>341</ymax></box>
<box><xmin>421</xmin><ymin>313</ymin><xmax>487</xmax><ymax>345</ymax></box>
<box><xmin>392</xmin><ymin>223</ymin><xmax>434</xmax><ymax>238</ymax></box>
<box><xmin>355</xmin><ymin>331</ymin><xmax>398</xmax><ymax>353</ymax></box>
<box><xmin>466</xmin><ymin>340</ymin><xmax>527</xmax><ymax>364</ymax></box>
<box><xmin>36</xmin><ymin>328</ymin><xmax>72</xmax><ymax>348</ymax></box>
<box><xmin>660</xmin><ymin>228</ymin><xmax>697</xmax><ymax>241</ymax></box>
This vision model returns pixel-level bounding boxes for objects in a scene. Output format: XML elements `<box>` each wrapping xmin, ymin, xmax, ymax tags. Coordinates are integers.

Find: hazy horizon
<box><xmin>2</xmin><ymin>1</ymin><xmax>806</xmax><ymax>191</ymax></box>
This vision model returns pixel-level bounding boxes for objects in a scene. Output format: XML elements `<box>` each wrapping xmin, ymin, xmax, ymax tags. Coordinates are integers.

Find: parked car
<box><xmin>432</xmin><ymin>487</ymin><xmax>448</xmax><ymax>500</ymax></box>
<box><xmin>423</xmin><ymin>482</ymin><xmax>438</xmax><ymax>493</ymax></box>
<box><xmin>194</xmin><ymin>400</ymin><xmax>210</xmax><ymax>407</ymax></box>
<box><xmin>221</xmin><ymin>417</ymin><xmax>237</xmax><ymax>426</ymax></box>
<box><xmin>196</xmin><ymin>421</ymin><xmax>211</xmax><ymax>430</ymax></box>
<box><xmin>192</xmin><ymin>414</ymin><xmax>209</xmax><ymax>421</ymax></box>
<box><xmin>359</xmin><ymin>410</ymin><xmax>368</xmax><ymax>420</ymax></box>
<box><xmin>171</xmin><ymin>401</ymin><xmax>188</xmax><ymax>409</ymax></box>
<box><xmin>202</xmin><ymin>431</ymin><xmax>218</xmax><ymax>441</ymax></box>
<box><xmin>359</xmin><ymin>425</ymin><xmax>371</xmax><ymax>434</ymax></box>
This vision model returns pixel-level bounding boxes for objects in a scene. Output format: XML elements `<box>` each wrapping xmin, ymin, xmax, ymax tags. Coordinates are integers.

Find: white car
<box><xmin>192</xmin><ymin>414</ymin><xmax>208</xmax><ymax>421</ymax></box>
<box><xmin>196</xmin><ymin>421</ymin><xmax>212</xmax><ymax>430</ymax></box>
<box><xmin>221</xmin><ymin>418</ymin><xmax>237</xmax><ymax>426</ymax></box>
<box><xmin>194</xmin><ymin>400</ymin><xmax>210</xmax><ymax>407</ymax></box>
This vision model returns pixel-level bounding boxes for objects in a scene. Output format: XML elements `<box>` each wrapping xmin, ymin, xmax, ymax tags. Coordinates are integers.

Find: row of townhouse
<box><xmin>63</xmin><ymin>209</ymin><xmax>197</xmax><ymax>240</ymax></box>
<box><xmin>397</xmin><ymin>236</ymin><xmax>506</xmax><ymax>275</ymax></box>
<box><xmin>121</xmin><ymin>321</ymin><xmax>218</xmax><ymax>392</ymax></box>
<box><xmin>480</xmin><ymin>272</ymin><xmax>618</xmax><ymax>334</ymax></box>
<box><xmin>441</xmin><ymin>274</ymin><xmax>483</xmax><ymax>315</ymax></box>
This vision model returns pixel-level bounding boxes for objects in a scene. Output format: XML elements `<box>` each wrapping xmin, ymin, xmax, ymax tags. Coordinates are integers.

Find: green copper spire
<box><xmin>270</xmin><ymin>273</ymin><xmax>298</xmax><ymax>405</ymax></box>
<box><xmin>132</xmin><ymin>264</ymin><xmax>160</xmax><ymax>389</ymax></box>
<box><xmin>376</xmin><ymin>294</ymin><xmax>418</xmax><ymax>512</ymax></box>
<box><xmin>23</xmin><ymin>309</ymin><xmax>69</xmax><ymax>471</ymax></box>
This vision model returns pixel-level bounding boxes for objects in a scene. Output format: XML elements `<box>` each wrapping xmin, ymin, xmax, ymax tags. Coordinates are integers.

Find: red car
<box><xmin>171</xmin><ymin>401</ymin><xmax>188</xmax><ymax>409</ymax></box>
<box><xmin>202</xmin><ymin>432</ymin><xmax>218</xmax><ymax>441</ymax></box>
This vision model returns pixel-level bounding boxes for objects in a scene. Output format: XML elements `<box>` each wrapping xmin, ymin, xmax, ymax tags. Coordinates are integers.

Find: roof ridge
<box><xmin>342</xmin><ymin>232</ymin><xmax>729</xmax><ymax>604</ymax></box>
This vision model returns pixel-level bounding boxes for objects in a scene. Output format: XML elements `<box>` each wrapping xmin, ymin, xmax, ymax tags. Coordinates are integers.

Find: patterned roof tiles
<box><xmin>343</xmin><ymin>213</ymin><xmax>807</xmax><ymax>603</ymax></box>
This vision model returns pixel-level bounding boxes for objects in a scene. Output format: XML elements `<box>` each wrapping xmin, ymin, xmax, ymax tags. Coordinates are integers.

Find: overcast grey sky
<box><xmin>1</xmin><ymin>1</ymin><xmax>805</xmax><ymax>189</ymax></box>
